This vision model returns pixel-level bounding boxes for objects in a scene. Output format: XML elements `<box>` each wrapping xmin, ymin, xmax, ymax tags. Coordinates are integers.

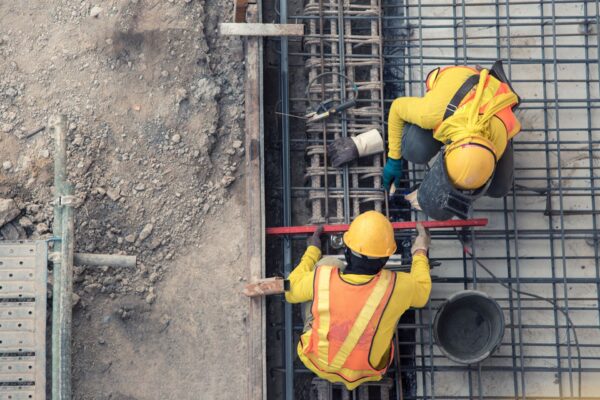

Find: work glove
<box><xmin>328</xmin><ymin>129</ymin><xmax>384</xmax><ymax>168</ymax></box>
<box><xmin>382</xmin><ymin>157</ymin><xmax>402</xmax><ymax>191</ymax></box>
<box><xmin>328</xmin><ymin>137</ymin><xmax>358</xmax><ymax>168</ymax></box>
<box><xmin>405</xmin><ymin>189</ymin><xmax>422</xmax><ymax>211</ymax></box>
<box><xmin>307</xmin><ymin>225</ymin><xmax>325</xmax><ymax>250</ymax></box>
<box><xmin>411</xmin><ymin>223</ymin><xmax>431</xmax><ymax>255</ymax></box>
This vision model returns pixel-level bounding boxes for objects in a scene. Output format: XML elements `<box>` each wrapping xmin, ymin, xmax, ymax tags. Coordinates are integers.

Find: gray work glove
<box><xmin>307</xmin><ymin>225</ymin><xmax>325</xmax><ymax>250</ymax></box>
<box><xmin>328</xmin><ymin>129</ymin><xmax>384</xmax><ymax>168</ymax></box>
<box><xmin>328</xmin><ymin>137</ymin><xmax>359</xmax><ymax>168</ymax></box>
<box><xmin>411</xmin><ymin>223</ymin><xmax>431</xmax><ymax>255</ymax></box>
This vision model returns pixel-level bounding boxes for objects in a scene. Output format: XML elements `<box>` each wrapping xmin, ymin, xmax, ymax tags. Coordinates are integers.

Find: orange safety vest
<box><xmin>426</xmin><ymin>66</ymin><xmax>520</xmax><ymax>141</ymax></box>
<box><xmin>298</xmin><ymin>265</ymin><xmax>397</xmax><ymax>390</ymax></box>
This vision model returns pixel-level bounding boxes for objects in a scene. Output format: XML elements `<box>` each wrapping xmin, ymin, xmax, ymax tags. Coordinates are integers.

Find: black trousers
<box><xmin>401</xmin><ymin>123</ymin><xmax>514</xmax><ymax>198</ymax></box>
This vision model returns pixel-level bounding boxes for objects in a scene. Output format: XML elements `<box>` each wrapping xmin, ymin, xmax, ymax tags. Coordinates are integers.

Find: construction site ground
<box><xmin>0</xmin><ymin>1</ymin><xmax>250</xmax><ymax>399</ymax></box>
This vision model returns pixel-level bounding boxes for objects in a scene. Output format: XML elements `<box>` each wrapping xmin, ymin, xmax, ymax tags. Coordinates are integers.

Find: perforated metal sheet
<box><xmin>0</xmin><ymin>241</ymin><xmax>47</xmax><ymax>400</ymax></box>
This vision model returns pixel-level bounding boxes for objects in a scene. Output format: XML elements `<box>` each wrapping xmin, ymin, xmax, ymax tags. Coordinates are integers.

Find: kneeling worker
<box><xmin>383</xmin><ymin>62</ymin><xmax>521</xmax><ymax>219</ymax></box>
<box><xmin>328</xmin><ymin>62</ymin><xmax>522</xmax><ymax>220</ymax></box>
<box><xmin>285</xmin><ymin>211</ymin><xmax>431</xmax><ymax>390</ymax></box>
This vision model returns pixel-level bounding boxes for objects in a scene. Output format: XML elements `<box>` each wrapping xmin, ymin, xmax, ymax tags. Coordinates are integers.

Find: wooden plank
<box><xmin>243</xmin><ymin>277</ymin><xmax>285</xmax><ymax>297</ymax></box>
<box><xmin>219</xmin><ymin>22</ymin><xmax>304</xmax><ymax>37</ymax></box>
<box><xmin>234</xmin><ymin>0</ymin><xmax>248</xmax><ymax>22</ymax></box>
<box><xmin>244</xmin><ymin>4</ymin><xmax>266</xmax><ymax>400</ymax></box>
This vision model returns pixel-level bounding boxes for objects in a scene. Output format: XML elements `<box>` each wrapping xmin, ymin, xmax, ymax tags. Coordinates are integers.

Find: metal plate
<box><xmin>0</xmin><ymin>241</ymin><xmax>47</xmax><ymax>400</ymax></box>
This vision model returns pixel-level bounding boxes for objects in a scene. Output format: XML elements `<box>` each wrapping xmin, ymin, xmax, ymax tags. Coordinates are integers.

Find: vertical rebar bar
<box><xmin>279</xmin><ymin>0</ymin><xmax>294</xmax><ymax>396</ymax></box>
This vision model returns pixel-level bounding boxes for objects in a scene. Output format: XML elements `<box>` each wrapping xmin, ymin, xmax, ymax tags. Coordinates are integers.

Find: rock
<box><xmin>0</xmin><ymin>198</ymin><xmax>20</xmax><ymax>226</ymax></box>
<box><xmin>145</xmin><ymin>293</ymin><xmax>156</xmax><ymax>304</ymax></box>
<box><xmin>171</xmin><ymin>134</ymin><xmax>181</xmax><ymax>144</ymax></box>
<box><xmin>18</xmin><ymin>216</ymin><xmax>33</xmax><ymax>228</ymax></box>
<box><xmin>1</xmin><ymin>124</ymin><xmax>13</xmax><ymax>133</ymax></box>
<box><xmin>5</xmin><ymin>87</ymin><xmax>17</xmax><ymax>97</ymax></box>
<box><xmin>40</xmin><ymin>149</ymin><xmax>50</xmax><ymax>158</ymax></box>
<box><xmin>232</xmin><ymin>140</ymin><xmax>243</xmax><ymax>149</ymax></box>
<box><xmin>35</xmin><ymin>223</ymin><xmax>48</xmax><ymax>234</ymax></box>
<box><xmin>72</xmin><ymin>293</ymin><xmax>81</xmax><ymax>307</ymax></box>
<box><xmin>84</xmin><ymin>283</ymin><xmax>102</xmax><ymax>293</ymax></box>
<box><xmin>221</xmin><ymin>175</ymin><xmax>235</xmax><ymax>188</ymax></box>
<box><xmin>138</xmin><ymin>223</ymin><xmax>153</xmax><ymax>242</ymax></box>
<box><xmin>134</xmin><ymin>183</ymin><xmax>145</xmax><ymax>191</ymax></box>
<box><xmin>2</xmin><ymin>161</ymin><xmax>12</xmax><ymax>170</ymax></box>
<box><xmin>90</xmin><ymin>6</ymin><xmax>102</xmax><ymax>17</ymax></box>
<box><xmin>149</xmin><ymin>272</ymin><xmax>159</xmax><ymax>283</ymax></box>
<box><xmin>124</xmin><ymin>234</ymin><xmax>136</xmax><ymax>243</ymax></box>
<box><xmin>0</xmin><ymin>223</ymin><xmax>20</xmax><ymax>240</ymax></box>
<box><xmin>148</xmin><ymin>237</ymin><xmax>162</xmax><ymax>250</ymax></box>
<box><xmin>106</xmin><ymin>188</ymin><xmax>121</xmax><ymax>201</ymax></box>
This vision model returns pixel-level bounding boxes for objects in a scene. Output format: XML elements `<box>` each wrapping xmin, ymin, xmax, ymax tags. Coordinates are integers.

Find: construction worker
<box><xmin>285</xmin><ymin>211</ymin><xmax>431</xmax><ymax>390</ymax></box>
<box><xmin>382</xmin><ymin>61</ymin><xmax>521</xmax><ymax>220</ymax></box>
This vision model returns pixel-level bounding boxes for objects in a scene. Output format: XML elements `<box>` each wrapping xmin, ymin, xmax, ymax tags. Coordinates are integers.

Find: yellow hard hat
<box><xmin>343</xmin><ymin>211</ymin><xmax>397</xmax><ymax>258</ymax></box>
<box><xmin>444</xmin><ymin>136</ymin><xmax>496</xmax><ymax>190</ymax></box>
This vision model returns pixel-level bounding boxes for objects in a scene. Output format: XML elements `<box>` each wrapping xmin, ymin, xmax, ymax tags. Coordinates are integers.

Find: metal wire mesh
<box><xmin>394</xmin><ymin>1</ymin><xmax>600</xmax><ymax>398</ymax></box>
<box><xmin>269</xmin><ymin>0</ymin><xmax>600</xmax><ymax>399</ymax></box>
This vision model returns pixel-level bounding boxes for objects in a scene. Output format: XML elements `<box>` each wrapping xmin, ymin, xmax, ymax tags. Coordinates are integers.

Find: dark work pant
<box><xmin>401</xmin><ymin>123</ymin><xmax>443</xmax><ymax>164</ymax></box>
<box><xmin>401</xmin><ymin>123</ymin><xmax>514</xmax><ymax>198</ymax></box>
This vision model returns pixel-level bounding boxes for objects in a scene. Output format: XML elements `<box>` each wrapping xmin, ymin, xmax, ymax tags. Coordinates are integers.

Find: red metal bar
<box><xmin>266</xmin><ymin>218</ymin><xmax>488</xmax><ymax>235</ymax></box>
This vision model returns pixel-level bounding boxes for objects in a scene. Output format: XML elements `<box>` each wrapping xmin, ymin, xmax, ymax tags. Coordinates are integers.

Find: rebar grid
<box><xmin>271</xmin><ymin>0</ymin><xmax>600</xmax><ymax>399</ymax></box>
<box><xmin>303</xmin><ymin>0</ymin><xmax>386</xmax><ymax>224</ymax></box>
<box><xmin>394</xmin><ymin>1</ymin><xmax>600</xmax><ymax>399</ymax></box>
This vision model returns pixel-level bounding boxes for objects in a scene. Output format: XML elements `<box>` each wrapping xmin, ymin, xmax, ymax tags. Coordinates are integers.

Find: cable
<box><xmin>304</xmin><ymin>71</ymin><xmax>359</xmax><ymax>111</ymax></box>
<box><xmin>453</xmin><ymin>228</ymin><xmax>582</xmax><ymax>399</ymax></box>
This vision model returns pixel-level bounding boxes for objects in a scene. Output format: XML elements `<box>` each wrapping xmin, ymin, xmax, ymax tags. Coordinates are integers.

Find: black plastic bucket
<box><xmin>433</xmin><ymin>290</ymin><xmax>505</xmax><ymax>364</ymax></box>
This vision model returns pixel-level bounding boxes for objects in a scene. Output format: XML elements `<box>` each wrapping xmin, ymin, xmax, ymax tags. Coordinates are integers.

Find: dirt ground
<box><xmin>0</xmin><ymin>1</ymin><xmax>250</xmax><ymax>399</ymax></box>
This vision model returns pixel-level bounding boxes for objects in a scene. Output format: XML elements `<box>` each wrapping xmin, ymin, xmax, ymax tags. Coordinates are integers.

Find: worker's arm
<box><xmin>409</xmin><ymin>251</ymin><xmax>432</xmax><ymax>308</ymax></box>
<box><xmin>284</xmin><ymin>245</ymin><xmax>321</xmax><ymax>304</ymax></box>
<box><xmin>387</xmin><ymin>96</ymin><xmax>441</xmax><ymax>160</ymax></box>
<box><xmin>409</xmin><ymin>224</ymin><xmax>432</xmax><ymax>308</ymax></box>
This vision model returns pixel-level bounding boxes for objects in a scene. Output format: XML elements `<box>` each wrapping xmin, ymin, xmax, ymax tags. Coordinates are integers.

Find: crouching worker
<box><xmin>383</xmin><ymin>61</ymin><xmax>521</xmax><ymax>220</ymax></box>
<box><xmin>285</xmin><ymin>211</ymin><xmax>431</xmax><ymax>390</ymax></box>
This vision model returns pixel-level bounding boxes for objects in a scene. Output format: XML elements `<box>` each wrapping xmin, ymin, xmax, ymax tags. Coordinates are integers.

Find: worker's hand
<box><xmin>404</xmin><ymin>189</ymin><xmax>422</xmax><ymax>211</ymax></box>
<box><xmin>411</xmin><ymin>223</ymin><xmax>431</xmax><ymax>255</ymax></box>
<box><xmin>382</xmin><ymin>158</ymin><xmax>402</xmax><ymax>191</ymax></box>
<box><xmin>328</xmin><ymin>137</ymin><xmax>359</xmax><ymax>168</ymax></box>
<box><xmin>307</xmin><ymin>225</ymin><xmax>325</xmax><ymax>250</ymax></box>
<box><xmin>328</xmin><ymin>130</ymin><xmax>384</xmax><ymax>168</ymax></box>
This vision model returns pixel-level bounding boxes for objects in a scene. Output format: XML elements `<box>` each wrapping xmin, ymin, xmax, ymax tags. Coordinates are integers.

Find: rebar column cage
<box><xmin>268</xmin><ymin>0</ymin><xmax>600</xmax><ymax>399</ymax></box>
<box><xmin>303</xmin><ymin>0</ymin><xmax>387</xmax><ymax>224</ymax></box>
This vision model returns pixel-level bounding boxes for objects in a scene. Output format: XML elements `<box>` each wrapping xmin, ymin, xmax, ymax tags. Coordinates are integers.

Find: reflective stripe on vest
<box><xmin>307</xmin><ymin>266</ymin><xmax>395</xmax><ymax>377</ymax></box>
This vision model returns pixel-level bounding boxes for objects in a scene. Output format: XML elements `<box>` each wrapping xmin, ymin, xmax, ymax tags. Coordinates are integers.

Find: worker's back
<box><xmin>297</xmin><ymin>255</ymin><xmax>431</xmax><ymax>390</ymax></box>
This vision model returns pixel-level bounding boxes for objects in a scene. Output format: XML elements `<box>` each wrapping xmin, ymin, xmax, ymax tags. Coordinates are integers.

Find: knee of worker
<box><xmin>401</xmin><ymin>123</ymin><xmax>442</xmax><ymax>164</ymax></box>
<box><xmin>316</xmin><ymin>256</ymin><xmax>346</xmax><ymax>272</ymax></box>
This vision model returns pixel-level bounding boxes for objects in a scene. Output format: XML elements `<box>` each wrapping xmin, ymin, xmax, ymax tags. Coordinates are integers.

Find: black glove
<box><xmin>307</xmin><ymin>225</ymin><xmax>325</xmax><ymax>249</ymax></box>
<box><xmin>328</xmin><ymin>137</ymin><xmax>359</xmax><ymax>168</ymax></box>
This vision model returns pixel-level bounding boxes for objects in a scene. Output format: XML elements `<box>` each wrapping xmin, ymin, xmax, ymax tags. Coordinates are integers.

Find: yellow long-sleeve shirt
<box><xmin>285</xmin><ymin>246</ymin><xmax>431</xmax><ymax>370</ymax></box>
<box><xmin>387</xmin><ymin>66</ymin><xmax>512</xmax><ymax>160</ymax></box>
